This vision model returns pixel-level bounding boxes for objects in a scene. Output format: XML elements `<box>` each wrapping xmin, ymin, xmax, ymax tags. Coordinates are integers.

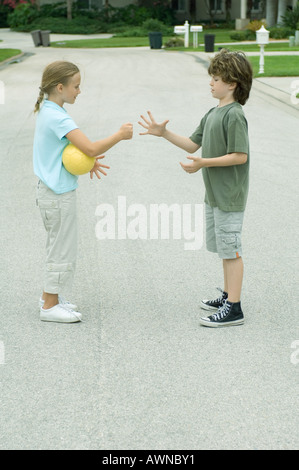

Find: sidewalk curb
<box><xmin>252</xmin><ymin>78</ymin><xmax>299</xmax><ymax>114</ymax></box>
<box><xmin>0</xmin><ymin>51</ymin><xmax>34</xmax><ymax>71</ymax></box>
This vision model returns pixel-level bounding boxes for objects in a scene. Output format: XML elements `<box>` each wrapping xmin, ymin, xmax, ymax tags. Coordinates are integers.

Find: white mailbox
<box><xmin>256</xmin><ymin>25</ymin><xmax>270</xmax><ymax>74</ymax></box>
<box><xmin>190</xmin><ymin>25</ymin><xmax>203</xmax><ymax>48</ymax></box>
<box><xmin>190</xmin><ymin>26</ymin><xmax>203</xmax><ymax>32</ymax></box>
<box><xmin>256</xmin><ymin>25</ymin><xmax>270</xmax><ymax>45</ymax></box>
<box><xmin>174</xmin><ymin>21</ymin><xmax>189</xmax><ymax>47</ymax></box>
<box><xmin>174</xmin><ymin>26</ymin><xmax>186</xmax><ymax>34</ymax></box>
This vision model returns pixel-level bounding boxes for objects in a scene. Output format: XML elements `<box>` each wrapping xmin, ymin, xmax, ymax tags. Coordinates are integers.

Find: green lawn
<box><xmin>0</xmin><ymin>49</ymin><xmax>22</xmax><ymax>63</ymax></box>
<box><xmin>248</xmin><ymin>55</ymin><xmax>299</xmax><ymax>77</ymax></box>
<box><xmin>163</xmin><ymin>41</ymin><xmax>298</xmax><ymax>53</ymax></box>
<box><xmin>51</xmin><ymin>36</ymin><xmax>168</xmax><ymax>48</ymax></box>
<box><xmin>51</xmin><ymin>28</ymin><xmax>237</xmax><ymax>48</ymax></box>
<box><xmin>50</xmin><ymin>33</ymin><xmax>298</xmax><ymax>54</ymax></box>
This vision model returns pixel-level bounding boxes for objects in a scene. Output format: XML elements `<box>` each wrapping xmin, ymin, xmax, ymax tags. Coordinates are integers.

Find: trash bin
<box><xmin>204</xmin><ymin>34</ymin><xmax>215</xmax><ymax>52</ymax></box>
<box><xmin>31</xmin><ymin>30</ymin><xmax>42</xmax><ymax>47</ymax></box>
<box><xmin>149</xmin><ymin>32</ymin><xmax>162</xmax><ymax>49</ymax></box>
<box><xmin>41</xmin><ymin>30</ymin><xmax>51</xmax><ymax>47</ymax></box>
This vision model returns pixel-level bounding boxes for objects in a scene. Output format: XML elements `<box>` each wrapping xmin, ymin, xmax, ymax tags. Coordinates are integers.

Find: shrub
<box><xmin>164</xmin><ymin>36</ymin><xmax>184</xmax><ymax>48</ymax></box>
<box><xmin>7</xmin><ymin>1</ymin><xmax>175</xmax><ymax>33</ymax></box>
<box><xmin>142</xmin><ymin>18</ymin><xmax>164</xmax><ymax>32</ymax></box>
<box><xmin>246</xmin><ymin>19</ymin><xmax>267</xmax><ymax>32</ymax></box>
<box><xmin>0</xmin><ymin>3</ymin><xmax>12</xmax><ymax>27</ymax></box>
<box><xmin>281</xmin><ymin>1</ymin><xmax>299</xmax><ymax>30</ymax></box>
<box><xmin>230</xmin><ymin>30</ymin><xmax>254</xmax><ymax>41</ymax></box>
<box><xmin>7</xmin><ymin>2</ymin><xmax>38</xmax><ymax>28</ymax></box>
<box><xmin>269</xmin><ymin>26</ymin><xmax>294</xmax><ymax>39</ymax></box>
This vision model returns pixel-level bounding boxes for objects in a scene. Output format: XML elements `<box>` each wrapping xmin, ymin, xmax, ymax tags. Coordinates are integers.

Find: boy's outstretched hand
<box><xmin>139</xmin><ymin>111</ymin><xmax>169</xmax><ymax>137</ymax></box>
<box><xmin>90</xmin><ymin>156</ymin><xmax>110</xmax><ymax>180</ymax></box>
<box><xmin>180</xmin><ymin>156</ymin><xmax>205</xmax><ymax>174</ymax></box>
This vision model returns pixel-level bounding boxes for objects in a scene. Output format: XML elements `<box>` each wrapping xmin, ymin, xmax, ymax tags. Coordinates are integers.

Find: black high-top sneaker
<box><xmin>200</xmin><ymin>288</ymin><xmax>228</xmax><ymax>312</ymax></box>
<box><xmin>199</xmin><ymin>301</ymin><xmax>244</xmax><ymax>328</ymax></box>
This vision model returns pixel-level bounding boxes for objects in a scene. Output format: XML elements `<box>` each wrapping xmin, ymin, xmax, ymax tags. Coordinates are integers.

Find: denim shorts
<box><xmin>205</xmin><ymin>204</ymin><xmax>244</xmax><ymax>259</ymax></box>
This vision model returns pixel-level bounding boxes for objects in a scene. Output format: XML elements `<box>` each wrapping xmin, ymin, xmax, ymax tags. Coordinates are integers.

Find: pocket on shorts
<box><xmin>38</xmin><ymin>200</ymin><xmax>61</xmax><ymax>230</ymax></box>
<box><xmin>219</xmin><ymin>224</ymin><xmax>242</xmax><ymax>249</ymax></box>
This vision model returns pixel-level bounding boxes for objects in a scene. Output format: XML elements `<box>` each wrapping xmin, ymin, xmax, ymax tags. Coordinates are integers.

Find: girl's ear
<box><xmin>56</xmin><ymin>83</ymin><xmax>63</xmax><ymax>93</ymax></box>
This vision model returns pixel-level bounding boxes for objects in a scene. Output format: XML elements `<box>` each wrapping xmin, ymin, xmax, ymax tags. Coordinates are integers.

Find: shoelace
<box><xmin>209</xmin><ymin>287</ymin><xmax>225</xmax><ymax>305</ymax></box>
<box><xmin>69</xmin><ymin>309</ymin><xmax>84</xmax><ymax>323</ymax></box>
<box><xmin>211</xmin><ymin>301</ymin><xmax>230</xmax><ymax>321</ymax></box>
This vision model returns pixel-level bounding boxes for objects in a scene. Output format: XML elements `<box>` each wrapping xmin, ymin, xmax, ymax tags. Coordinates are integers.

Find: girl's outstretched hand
<box><xmin>139</xmin><ymin>111</ymin><xmax>169</xmax><ymax>137</ymax></box>
<box><xmin>90</xmin><ymin>156</ymin><xmax>110</xmax><ymax>180</ymax></box>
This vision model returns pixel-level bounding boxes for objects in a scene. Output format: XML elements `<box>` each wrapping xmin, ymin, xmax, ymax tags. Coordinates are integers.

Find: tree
<box><xmin>225</xmin><ymin>0</ymin><xmax>232</xmax><ymax>23</ymax></box>
<box><xmin>67</xmin><ymin>0</ymin><xmax>72</xmax><ymax>20</ymax></box>
<box><xmin>203</xmin><ymin>0</ymin><xmax>216</xmax><ymax>26</ymax></box>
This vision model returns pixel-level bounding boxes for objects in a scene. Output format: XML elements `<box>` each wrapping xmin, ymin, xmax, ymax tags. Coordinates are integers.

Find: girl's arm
<box><xmin>66</xmin><ymin>123</ymin><xmax>133</xmax><ymax>158</ymax></box>
<box><xmin>139</xmin><ymin>111</ymin><xmax>200</xmax><ymax>154</ymax></box>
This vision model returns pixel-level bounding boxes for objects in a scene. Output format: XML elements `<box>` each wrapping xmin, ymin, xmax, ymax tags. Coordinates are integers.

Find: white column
<box><xmin>241</xmin><ymin>0</ymin><xmax>247</xmax><ymax>19</ymax></box>
<box><xmin>277</xmin><ymin>0</ymin><xmax>288</xmax><ymax>25</ymax></box>
<box><xmin>184</xmin><ymin>21</ymin><xmax>189</xmax><ymax>48</ymax></box>
<box><xmin>266</xmin><ymin>0</ymin><xmax>278</xmax><ymax>27</ymax></box>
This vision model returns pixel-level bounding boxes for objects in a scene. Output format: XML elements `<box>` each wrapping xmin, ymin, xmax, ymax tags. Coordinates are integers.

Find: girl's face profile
<box><xmin>61</xmin><ymin>72</ymin><xmax>81</xmax><ymax>104</ymax></box>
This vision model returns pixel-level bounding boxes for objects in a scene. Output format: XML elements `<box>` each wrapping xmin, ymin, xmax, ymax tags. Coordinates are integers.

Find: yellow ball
<box><xmin>62</xmin><ymin>144</ymin><xmax>96</xmax><ymax>175</ymax></box>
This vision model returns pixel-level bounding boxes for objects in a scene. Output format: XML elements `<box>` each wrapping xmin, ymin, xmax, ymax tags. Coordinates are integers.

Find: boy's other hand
<box><xmin>180</xmin><ymin>156</ymin><xmax>205</xmax><ymax>173</ymax></box>
<box><xmin>120</xmin><ymin>123</ymin><xmax>134</xmax><ymax>140</ymax></box>
<box><xmin>139</xmin><ymin>111</ymin><xmax>169</xmax><ymax>137</ymax></box>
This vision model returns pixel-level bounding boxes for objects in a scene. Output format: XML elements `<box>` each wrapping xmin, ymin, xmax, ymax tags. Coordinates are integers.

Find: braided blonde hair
<box><xmin>34</xmin><ymin>61</ymin><xmax>80</xmax><ymax>113</ymax></box>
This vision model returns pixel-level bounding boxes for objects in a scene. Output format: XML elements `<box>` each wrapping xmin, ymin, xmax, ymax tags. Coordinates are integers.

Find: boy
<box><xmin>139</xmin><ymin>50</ymin><xmax>253</xmax><ymax>327</ymax></box>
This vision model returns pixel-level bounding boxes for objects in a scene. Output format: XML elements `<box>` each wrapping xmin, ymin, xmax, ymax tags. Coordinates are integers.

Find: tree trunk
<box><xmin>225</xmin><ymin>0</ymin><xmax>232</xmax><ymax>23</ymax></box>
<box><xmin>204</xmin><ymin>0</ymin><xmax>216</xmax><ymax>26</ymax></box>
<box><xmin>67</xmin><ymin>0</ymin><xmax>73</xmax><ymax>21</ymax></box>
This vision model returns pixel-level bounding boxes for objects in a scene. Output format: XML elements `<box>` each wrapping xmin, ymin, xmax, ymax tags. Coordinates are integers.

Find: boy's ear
<box><xmin>229</xmin><ymin>82</ymin><xmax>237</xmax><ymax>91</ymax></box>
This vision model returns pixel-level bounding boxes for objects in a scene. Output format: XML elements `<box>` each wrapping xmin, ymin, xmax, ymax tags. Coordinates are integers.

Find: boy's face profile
<box><xmin>209</xmin><ymin>75</ymin><xmax>237</xmax><ymax>106</ymax></box>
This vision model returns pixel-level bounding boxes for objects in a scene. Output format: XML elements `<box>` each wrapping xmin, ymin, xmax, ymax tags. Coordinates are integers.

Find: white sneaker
<box><xmin>39</xmin><ymin>296</ymin><xmax>78</xmax><ymax>311</ymax></box>
<box><xmin>40</xmin><ymin>304</ymin><xmax>82</xmax><ymax>323</ymax></box>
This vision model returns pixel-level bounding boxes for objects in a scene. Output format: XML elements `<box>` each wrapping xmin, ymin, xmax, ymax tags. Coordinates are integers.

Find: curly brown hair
<box><xmin>208</xmin><ymin>49</ymin><xmax>253</xmax><ymax>105</ymax></box>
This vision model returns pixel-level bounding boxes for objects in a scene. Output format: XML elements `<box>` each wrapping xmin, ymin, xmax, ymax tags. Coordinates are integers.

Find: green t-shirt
<box><xmin>190</xmin><ymin>102</ymin><xmax>250</xmax><ymax>212</ymax></box>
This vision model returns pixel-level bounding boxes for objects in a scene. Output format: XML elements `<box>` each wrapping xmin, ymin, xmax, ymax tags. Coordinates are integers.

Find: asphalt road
<box><xmin>0</xmin><ymin>42</ymin><xmax>298</xmax><ymax>450</ymax></box>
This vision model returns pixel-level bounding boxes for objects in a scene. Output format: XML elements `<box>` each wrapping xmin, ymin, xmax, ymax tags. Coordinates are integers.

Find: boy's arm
<box><xmin>66</xmin><ymin>123</ymin><xmax>133</xmax><ymax>158</ymax></box>
<box><xmin>203</xmin><ymin>152</ymin><xmax>248</xmax><ymax>167</ymax></box>
<box><xmin>180</xmin><ymin>152</ymin><xmax>248</xmax><ymax>173</ymax></box>
<box><xmin>139</xmin><ymin>111</ymin><xmax>200</xmax><ymax>154</ymax></box>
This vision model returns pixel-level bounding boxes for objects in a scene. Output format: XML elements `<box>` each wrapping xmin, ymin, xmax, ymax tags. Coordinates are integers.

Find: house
<box><xmin>41</xmin><ymin>0</ymin><xmax>298</xmax><ymax>28</ymax></box>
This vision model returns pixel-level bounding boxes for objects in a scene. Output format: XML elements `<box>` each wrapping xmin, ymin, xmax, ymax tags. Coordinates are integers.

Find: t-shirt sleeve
<box><xmin>189</xmin><ymin>109</ymin><xmax>214</xmax><ymax>146</ymax></box>
<box><xmin>189</xmin><ymin>119</ymin><xmax>204</xmax><ymax>146</ymax></box>
<box><xmin>51</xmin><ymin>114</ymin><xmax>78</xmax><ymax>141</ymax></box>
<box><xmin>226</xmin><ymin>112</ymin><xmax>249</xmax><ymax>155</ymax></box>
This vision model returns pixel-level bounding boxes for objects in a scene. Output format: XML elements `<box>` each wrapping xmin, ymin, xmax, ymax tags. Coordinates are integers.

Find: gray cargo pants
<box><xmin>36</xmin><ymin>180</ymin><xmax>77</xmax><ymax>294</ymax></box>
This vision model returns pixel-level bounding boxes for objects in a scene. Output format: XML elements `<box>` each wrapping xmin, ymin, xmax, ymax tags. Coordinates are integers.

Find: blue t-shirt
<box><xmin>33</xmin><ymin>100</ymin><xmax>79</xmax><ymax>194</ymax></box>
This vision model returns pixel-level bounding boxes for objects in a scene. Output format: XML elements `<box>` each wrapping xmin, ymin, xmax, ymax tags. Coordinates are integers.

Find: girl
<box><xmin>34</xmin><ymin>60</ymin><xmax>133</xmax><ymax>323</ymax></box>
